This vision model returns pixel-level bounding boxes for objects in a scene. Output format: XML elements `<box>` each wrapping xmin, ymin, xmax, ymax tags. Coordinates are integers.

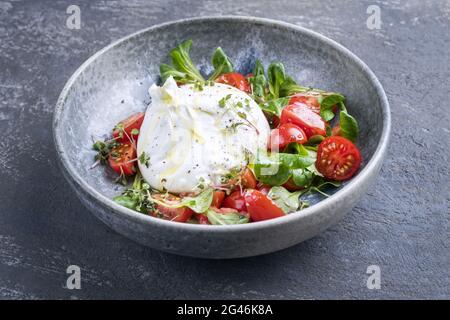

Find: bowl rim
<box><xmin>53</xmin><ymin>15</ymin><xmax>391</xmax><ymax>233</ymax></box>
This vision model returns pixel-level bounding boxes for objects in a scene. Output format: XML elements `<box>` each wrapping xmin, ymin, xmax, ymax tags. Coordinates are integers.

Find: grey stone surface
<box><xmin>0</xmin><ymin>0</ymin><xmax>448</xmax><ymax>298</ymax></box>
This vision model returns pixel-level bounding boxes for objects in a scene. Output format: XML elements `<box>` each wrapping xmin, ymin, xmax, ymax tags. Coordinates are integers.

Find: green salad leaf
<box><xmin>319</xmin><ymin>93</ymin><xmax>346</xmax><ymax>122</ymax></box>
<box><xmin>150</xmin><ymin>187</ymin><xmax>213</xmax><ymax>213</ymax></box>
<box><xmin>259</xmin><ymin>97</ymin><xmax>289</xmax><ymax>118</ymax></box>
<box><xmin>253</xmin><ymin>151</ymin><xmax>291</xmax><ymax>185</ymax></box>
<box><xmin>206</xmin><ymin>209</ymin><xmax>250</xmax><ymax>225</ymax></box>
<box><xmin>292</xmin><ymin>167</ymin><xmax>316</xmax><ymax>188</ymax></box>
<box><xmin>248</xmin><ymin>60</ymin><xmax>267</xmax><ymax>102</ymax></box>
<box><xmin>253</xmin><ymin>149</ymin><xmax>316</xmax><ymax>186</ymax></box>
<box><xmin>339</xmin><ymin>110</ymin><xmax>359</xmax><ymax>142</ymax></box>
<box><xmin>268</xmin><ymin>186</ymin><xmax>305</xmax><ymax>213</ymax></box>
<box><xmin>279</xmin><ymin>77</ymin><xmax>311</xmax><ymax>97</ymax></box>
<box><xmin>160</xmin><ymin>39</ymin><xmax>205</xmax><ymax>84</ymax></box>
<box><xmin>113</xmin><ymin>195</ymin><xmax>138</xmax><ymax>210</ymax></box>
<box><xmin>267</xmin><ymin>62</ymin><xmax>286</xmax><ymax>99</ymax></box>
<box><xmin>209</xmin><ymin>47</ymin><xmax>233</xmax><ymax>80</ymax></box>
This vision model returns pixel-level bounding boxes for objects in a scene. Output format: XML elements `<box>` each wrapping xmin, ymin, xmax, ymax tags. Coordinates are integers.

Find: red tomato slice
<box><xmin>112</xmin><ymin>112</ymin><xmax>145</xmax><ymax>143</ymax></box>
<box><xmin>268</xmin><ymin>123</ymin><xmax>307</xmax><ymax>151</ymax></box>
<box><xmin>108</xmin><ymin>143</ymin><xmax>136</xmax><ymax>176</ymax></box>
<box><xmin>316</xmin><ymin>136</ymin><xmax>361</xmax><ymax>181</ymax></box>
<box><xmin>289</xmin><ymin>94</ymin><xmax>321</xmax><ymax>114</ymax></box>
<box><xmin>241</xmin><ymin>168</ymin><xmax>257</xmax><ymax>189</ymax></box>
<box><xmin>222</xmin><ymin>191</ymin><xmax>247</xmax><ymax>212</ymax></box>
<box><xmin>280</xmin><ymin>104</ymin><xmax>326</xmax><ymax>138</ymax></box>
<box><xmin>282</xmin><ymin>178</ymin><xmax>305</xmax><ymax>191</ymax></box>
<box><xmin>212</xmin><ymin>190</ymin><xmax>226</xmax><ymax>208</ymax></box>
<box><xmin>216</xmin><ymin>72</ymin><xmax>251</xmax><ymax>93</ymax></box>
<box><xmin>150</xmin><ymin>194</ymin><xmax>194</xmax><ymax>223</ymax></box>
<box><xmin>244</xmin><ymin>189</ymin><xmax>285</xmax><ymax>222</ymax></box>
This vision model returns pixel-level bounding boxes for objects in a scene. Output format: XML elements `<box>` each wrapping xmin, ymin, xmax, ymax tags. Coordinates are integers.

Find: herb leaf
<box><xmin>139</xmin><ymin>151</ymin><xmax>150</xmax><ymax>168</ymax></box>
<box><xmin>209</xmin><ymin>47</ymin><xmax>233</xmax><ymax>80</ymax></box>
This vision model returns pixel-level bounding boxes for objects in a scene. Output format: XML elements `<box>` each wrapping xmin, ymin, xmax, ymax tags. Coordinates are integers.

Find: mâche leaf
<box><xmin>292</xmin><ymin>167</ymin><xmax>315</xmax><ymax>188</ymax></box>
<box><xmin>113</xmin><ymin>195</ymin><xmax>138</xmax><ymax>210</ymax></box>
<box><xmin>319</xmin><ymin>93</ymin><xmax>346</xmax><ymax>122</ymax></box>
<box><xmin>253</xmin><ymin>150</ymin><xmax>316</xmax><ymax>186</ymax></box>
<box><xmin>279</xmin><ymin>77</ymin><xmax>311</xmax><ymax>97</ymax></box>
<box><xmin>150</xmin><ymin>188</ymin><xmax>213</xmax><ymax>213</ymax></box>
<box><xmin>339</xmin><ymin>111</ymin><xmax>359</xmax><ymax>142</ymax></box>
<box><xmin>160</xmin><ymin>39</ymin><xmax>205</xmax><ymax>84</ymax></box>
<box><xmin>160</xmin><ymin>63</ymin><xmax>187</xmax><ymax>84</ymax></box>
<box><xmin>209</xmin><ymin>47</ymin><xmax>234</xmax><ymax>80</ymax></box>
<box><xmin>253</xmin><ymin>151</ymin><xmax>292</xmax><ymax>186</ymax></box>
<box><xmin>206</xmin><ymin>209</ymin><xmax>249</xmax><ymax>225</ymax></box>
<box><xmin>267</xmin><ymin>62</ymin><xmax>286</xmax><ymax>99</ymax></box>
<box><xmin>268</xmin><ymin>186</ymin><xmax>304</xmax><ymax>213</ymax></box>
<box><xmin>259</xmin><ymin>97</ymin><xmax>289</xmax><ymax>118</ymax></box>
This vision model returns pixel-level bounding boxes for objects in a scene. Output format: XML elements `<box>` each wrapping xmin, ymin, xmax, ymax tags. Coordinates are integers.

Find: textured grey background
<box><xmin>0</xmin><ymin>0</ymin><xmax>449</xmax><ymax>299</ymax></box>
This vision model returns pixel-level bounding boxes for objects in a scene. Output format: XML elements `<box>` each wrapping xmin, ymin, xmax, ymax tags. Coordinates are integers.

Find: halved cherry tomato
<box><xmin>150</xmin><ymin>194</ymin><xmax>194</xmax><ymax>223</ymax></box>
<box><xmin>316</xmin><ymin>136</ymin><xmax>361</xmax><ymax>181</ymax></box>
<box><xmin>241</xmin><ymin>168</ymin><xmax>257</xmax><ymax>189</ymax></box>
<box><xmin>112</xmin><ymin>112</ymin><xmax>145</xmax><ymax>143</ymax></box>
<box><xmin>108</xmin><ymin>143</ymin><xmax>137</xmax><ymax>175</ymax></box>
<box><xmin>256</xmin><ymin>183</ymin><xmax>271</xmax><ymax>195</ymax></box>
<box><xmin>282</xmin><ymin>177</ymin><xmax>304</xmax><ymax>191</ymax></box>
<box><xmin>244</xmin><ymin>189</ymin><xmax>285</xmax><ymax>222</ymax></box>
<box><xmin>280</xmin><ymin>104</ymin><xmax>326</xmax><ymax>138</ymax></box>
<box><xmin>212</xmin><ymin>190</ymin><xmax>226</xmax><ymax>208</ymax></box>
<box><xmin>289</xmin><ymin>94</ymin><xmax>321</xmax><ymax>114</ymax></box>
<box><xmin>270</xmin><ymin>115</ymin><xmax>280</xmax><ymax>128</ymax></box>
<box><xmin>216</xmin><ymin>72</ymin><xmax>251</xmax><ymax>93</ymax></box>
<box><xmin>222</xmin><ymin>191</ymin><xmax>247</xmax><ymax>212</ymax></box>
<box><xmin>195</xmin><ymin>213</ymin><xmax>210</xmax><ymax>225</ymax></box>
<box><xmin>268</xmin><ymin>123</ymin><xmax>307</xmax><ymax>151</ymax></box>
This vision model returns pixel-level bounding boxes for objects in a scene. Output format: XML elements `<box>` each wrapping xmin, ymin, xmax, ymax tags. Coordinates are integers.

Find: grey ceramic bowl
<box><xmin>53</xmin><ymin>16</ymin><xmax>390</xmax><ymax>259</ymax></box>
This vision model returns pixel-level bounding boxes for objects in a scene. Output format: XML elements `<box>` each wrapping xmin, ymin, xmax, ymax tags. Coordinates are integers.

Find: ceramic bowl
<box><xmin>53</xmin><ymin>16</ymin><xmax>390</xmax><ymax>258</ymax></box>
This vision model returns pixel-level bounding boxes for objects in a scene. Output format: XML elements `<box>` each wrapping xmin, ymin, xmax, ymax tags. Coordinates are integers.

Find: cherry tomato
<box><xmin>268</xmin><ymin>123</ymin><xmax>307</xmax><ymax>151</ymax></box>
<box><xmin>282</xmin><ymin>178</ymin><xmax>304</xmax><ymax>191</ymax></box>
<box><xmin>244</xmin><ymin>189</ymin><xmax>285</xmax><ymax>222</ymax></box>
<box><xmin>289</xmin><ymin>94</ymin><xmax>321</xmax><ymax>114</ymax></box>
<box><xmin>108</xmin><ymin>143</ymin><xmax>137</xmax><ymax>175</ymax></box>
<box><xmin>216</xmin><ymin>72</ymin><xmax>251</xmax><ymax>93</ymax></box>
<box><xmin>270</xmin><ymin>115</ymin><xmax>280</xmax><ymax>128</ymax></box>
<box><xmin>212</xmin><ymin>190</ymin><xmax>226</xmax><ymax>208</ymax></box>
<box><xmin>316</xmin><ymin>136</ymin><xmax>361</xmax><ymax>181</ymax></box>
<box><xmin>256</xmin><ymin>183</ymin><xmax>271</xmax><ymax>195</ymax></box>
<box><xmin>150</xmin><ymin>194</ymin><xmax>194</xmax><ymax>223</ymax></box>
<box><xmin>112</xmin><ymin>112</ymin><xmax>145</xmax><ymax>143</ymax></box>
<box><xmin>241</xmin><ymin>168</ymin><xmax>257</xmax><ymax>189</ymax></box>
<box><xmin>222</xmin><ymin>191</ymin><xmax>247</xmax><ymax>212</ymax></box>
<box><xmin>280</xmin><ymin>104</ymin><xmax>326</xmax><ymax>138</ymax></box>
<box><xmin>195</xmin><ymin>213</ymin><xmax>210</xmax><ymax>225</ymax></box>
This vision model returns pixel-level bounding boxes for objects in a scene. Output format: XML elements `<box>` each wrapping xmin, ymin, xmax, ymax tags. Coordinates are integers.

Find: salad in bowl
<box><xmin>91</xmin><ymin>40</ymin><xmax>361</xmax><ymax>225</ymax></box>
